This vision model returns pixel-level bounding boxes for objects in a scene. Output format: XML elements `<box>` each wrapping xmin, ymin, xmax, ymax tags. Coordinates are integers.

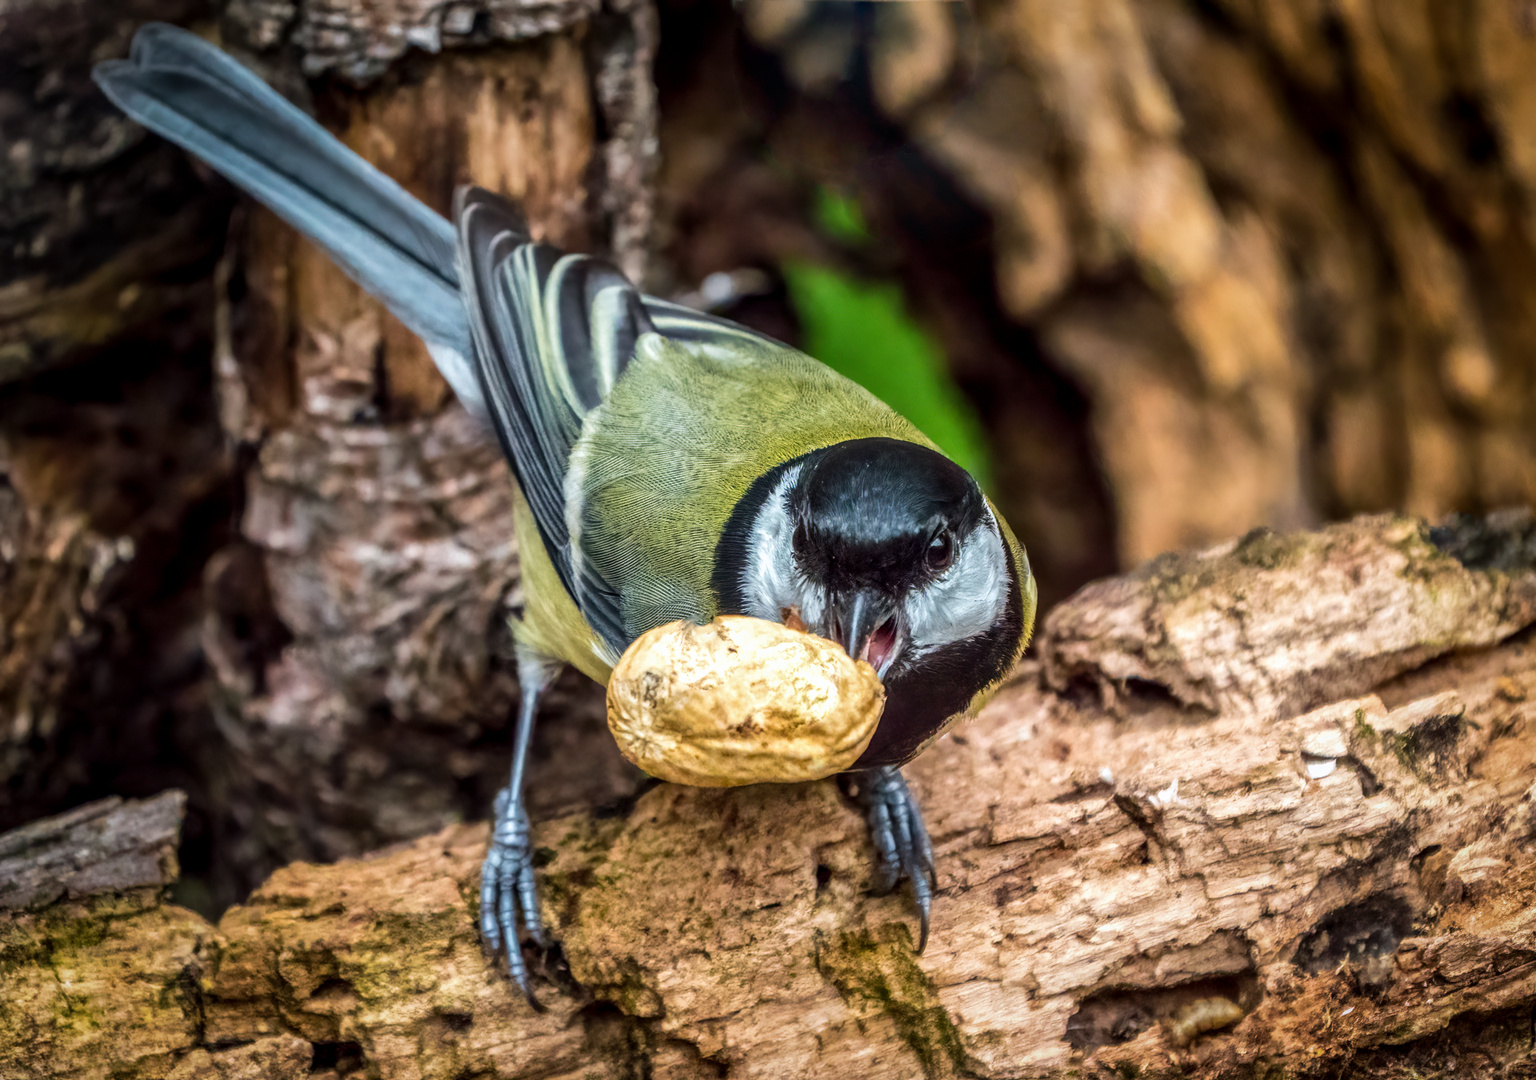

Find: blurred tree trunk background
<box><xmin>2</xmin><ymin>0</ymin><xmax>1535</xmax><ymax>922</ymax></box>
<box><xmin>668</xmin><ymin>0</ymin><xmax>1536</xmax><ymax>579</ymax></box>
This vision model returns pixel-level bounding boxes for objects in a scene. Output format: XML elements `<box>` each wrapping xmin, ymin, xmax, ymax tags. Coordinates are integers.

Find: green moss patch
<box><xmin>816</xmin><ymin>926</ymin><xmax>971</xmax><ymax>1079</ymax></box>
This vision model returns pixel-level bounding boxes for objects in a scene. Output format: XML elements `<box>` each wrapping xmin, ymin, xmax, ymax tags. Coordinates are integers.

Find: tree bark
<box><xmin>6</xmin><ymin>512</ymin><xmax>1536</xmax><ymax>1079</ymax></box>
<box><xmin>0</xmin><ymin>0</ymin><xmax>235</xmax><ymax>841</ymax></box>
<box><xmin>0</xmin><ymin>0</ymin><xmax>223</xmax><ymax>384</ymax></box>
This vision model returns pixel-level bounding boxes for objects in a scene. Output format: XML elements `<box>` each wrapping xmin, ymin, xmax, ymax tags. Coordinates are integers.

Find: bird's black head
<box><xmin>713</xmin><ymin>437</ymin><xmax>1031</xmax><ymax>769</ymax></box>
<box><xmin>790</xmin><ymin>438</ymin><xmax>985</xmax><ymax>598</ymax></box>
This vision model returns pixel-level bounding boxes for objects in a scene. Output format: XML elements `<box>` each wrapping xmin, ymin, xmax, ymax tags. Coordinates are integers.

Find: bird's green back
<box><xmin>571</xmin><ymin>333</ymin><xmax>937</xmax><ymax>638</ymax></box>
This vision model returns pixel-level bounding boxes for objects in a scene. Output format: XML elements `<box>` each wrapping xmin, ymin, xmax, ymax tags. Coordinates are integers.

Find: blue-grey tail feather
<box><xmin>92</xmin><ymin>23</ymin><xmax>484</xmax><ymax>411</ymax></box>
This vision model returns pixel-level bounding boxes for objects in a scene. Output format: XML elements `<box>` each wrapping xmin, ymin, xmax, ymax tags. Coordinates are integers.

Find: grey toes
<box><xmin>480</xmin><ymin>787</ymin><xmax>547</xmax><ymax>1003</ymax></box>
<box><xmin>862</xmin><ymin>767</ymin><xmax>938</xmax><ymax>953</ymax></box>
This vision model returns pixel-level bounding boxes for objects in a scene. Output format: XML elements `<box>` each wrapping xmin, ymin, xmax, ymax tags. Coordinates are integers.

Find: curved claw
<box><xmin>481</xmin><ymin>786</ymin><xmax>546</xmax><ymax>1005</ymax></box>
<box><xmin>862</xmin><ymin>767</ymin><xmax>939</xmax><ymax>953</ymax></box>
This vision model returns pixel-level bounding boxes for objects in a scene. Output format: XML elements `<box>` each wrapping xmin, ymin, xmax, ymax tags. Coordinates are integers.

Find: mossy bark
<box><xmin>6</xmin><ymin>513</ymin><xmax>1536</xmax><ymax>1079</ymax></box>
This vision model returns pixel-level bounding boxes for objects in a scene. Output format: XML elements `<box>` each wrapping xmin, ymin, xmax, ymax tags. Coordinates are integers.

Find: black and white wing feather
<box><xmin>640</xmin><ymin>297</ymin><xmax>783</xmax><ymax>352</ymax></box>
<box><xmin>454</xmin><ymin>188</ymin><xmax>661</xmax><ymax>653</ymax></box>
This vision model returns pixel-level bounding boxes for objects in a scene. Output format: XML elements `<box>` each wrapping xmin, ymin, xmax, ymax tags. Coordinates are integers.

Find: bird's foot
<box><xmin>861</xmin><ymin>766</ymin><xmax>938</xmax><ymax>952</ymax></box>
<box><xmin>480</xmin><ymin>786</ymin><xmax>548</xmax><ymax>1003</ymax></box>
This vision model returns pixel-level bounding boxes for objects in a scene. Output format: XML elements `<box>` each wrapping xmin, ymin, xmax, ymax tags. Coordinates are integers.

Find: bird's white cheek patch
<box><xmin>904</xmin><ymin>509</ymin><xmax>1009</xmax><ymax>656</ymax></box>
<box><xmin>742</xmin><ymin>466</ymin><xmax>826</xmax><ymax>630</ymax></box>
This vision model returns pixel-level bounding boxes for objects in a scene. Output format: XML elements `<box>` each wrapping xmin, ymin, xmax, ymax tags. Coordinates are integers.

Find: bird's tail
<box><xmin>93</xmin><ymin>23</ymin><xmax>484</xmax><ymax>410</ymax></box>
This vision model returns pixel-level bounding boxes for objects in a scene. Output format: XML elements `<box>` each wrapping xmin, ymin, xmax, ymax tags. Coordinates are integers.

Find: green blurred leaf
<box><xmin>813</xmin><ymin>186</ymin><xmax>873</xmax><ymax>247</ymax></box>
<box><xmin>781</xmin><ymin>259</ymin><xmax>993</xmax><ymax>491</ymax></box>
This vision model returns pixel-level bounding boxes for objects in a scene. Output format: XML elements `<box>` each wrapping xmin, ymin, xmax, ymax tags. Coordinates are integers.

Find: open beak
<box><xmin>828</xmin><ymin>589</ymin><xmax>903</xmax><ymax>677</ymax></box>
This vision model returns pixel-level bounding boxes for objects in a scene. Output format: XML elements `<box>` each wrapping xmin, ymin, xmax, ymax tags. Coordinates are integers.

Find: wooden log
<box><xmin>5</xmin><ymin>512</ymin><xmax>1536</xmax><ymax>1078</ymax></box>
<box><xmin>0</xmin><ymin>790</ymin><xmax>184</xmax><ymax>911</ymax></box>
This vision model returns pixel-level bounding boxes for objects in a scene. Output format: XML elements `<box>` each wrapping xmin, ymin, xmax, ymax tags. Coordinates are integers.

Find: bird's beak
<box><xmin>828</xmin><ymin>588</ymin><xmax>902</xmax><ymax>677</ymax></box>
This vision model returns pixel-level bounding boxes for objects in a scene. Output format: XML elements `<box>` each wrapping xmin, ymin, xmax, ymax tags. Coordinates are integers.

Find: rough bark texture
<box><xmin>0</xmin><ymin>0</ymin><xmax>225</xmax><ymax>383</ymax></box>
<box><xmin>0</xmin><ymin>790</ymin><xmax>185</xmax><ymax>911</ymax></box>
<box><xmin>0</xmin><ymin>344</ymin><xmax>234</xmax><ymax>848</ymax></box>
<box><xmin>6</xmin><ymin>513</ymin><xmax>1536</xmax><ymax>1079</ymax></box>
<box><xmin>0</xmin><ymin>0</ymin><xmax>237</xmax><ymax>849</ymax></box>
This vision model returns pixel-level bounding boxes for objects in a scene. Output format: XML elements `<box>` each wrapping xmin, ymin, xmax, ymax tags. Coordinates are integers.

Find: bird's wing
<box><xmin>96</xmin><ymin>27</ymin><xmax>829</xmax><ymax>653</ymax></box>
<box><xmin>454</xmin><ymin>187</ymin><xmax>660</xmax><ymax>654</ymax></box>
<box><xmin>639</xmin><ymin>297</ymin><xmax>785</xmax><ymax>352</ymax></box>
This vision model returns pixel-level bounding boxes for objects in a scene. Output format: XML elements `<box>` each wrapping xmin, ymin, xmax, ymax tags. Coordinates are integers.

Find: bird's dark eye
<box><xmin>926</xmin><ymin>531</ymin><xmax>954</xmax><ymax>572</ymax></box>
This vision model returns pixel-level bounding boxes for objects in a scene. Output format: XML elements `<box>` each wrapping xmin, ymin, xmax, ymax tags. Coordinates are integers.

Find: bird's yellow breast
<box><xmin>509</xmin><ymin>485</ymin><xmax>616</xmax><ymax>685</ymax></box>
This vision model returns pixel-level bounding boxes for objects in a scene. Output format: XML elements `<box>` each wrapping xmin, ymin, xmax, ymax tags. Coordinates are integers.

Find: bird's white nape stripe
<box><xmin>741</xmin><ymin>465</ymin><xmax>826</xmax><ymax>630</ymax></box>
<box><xmin>903</xmin><ymin>505</ymin><xmax>1009</xmax><ymax>657</ymax></box>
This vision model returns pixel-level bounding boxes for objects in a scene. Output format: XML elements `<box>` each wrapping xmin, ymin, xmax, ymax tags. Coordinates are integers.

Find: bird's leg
<box><xmin>860</xmin><ymin>766</ymin><xmax>938</xmax><ymax>953</ymax></box>
<box><xmin>481</xmin><ymin>651</ymin><xmax>557</xmax><ymax>1002</ymax></box>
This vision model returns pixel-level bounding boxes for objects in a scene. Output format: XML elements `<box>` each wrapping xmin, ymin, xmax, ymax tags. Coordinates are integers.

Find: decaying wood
<box><xmin>0</xmin><ymin>0</ymin><xmax>225</xmax><ymax>385</ymax></box>
<box><xmin>6</xmin><ymin>512</ymin><xmax>1536</xmax><ymax>1079</ymax></box>
<box><xmin>0</xmin><ymin>0</ymin><xmax>237</xmax><ymax>841</ymax></box>
<box><xmin>0</xmin><ymin>351</ymin><xmax>232</xmax><ymax>837</ymax></box>
<box><xmin>0</xmin><ymin>481</ymin><xmax>129</xmax><ymax>819</ymax></box>
<box><xmin>0</xmin><ymin>790</ymin><xmax>185</xmax><ymax>911</ymax></box>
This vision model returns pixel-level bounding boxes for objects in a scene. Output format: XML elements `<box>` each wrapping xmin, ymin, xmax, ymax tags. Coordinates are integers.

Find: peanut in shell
<box><xmin>606</xmin><ymin>615</ymin><xmax>885</xmax><ymax>787</ymax></box>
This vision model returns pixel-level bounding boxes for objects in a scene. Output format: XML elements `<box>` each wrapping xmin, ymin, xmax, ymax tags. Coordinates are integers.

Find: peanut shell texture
<box><xmin>605</xmin><ymin>615</ymin><xmax>886</xmax><ymax>786</ymax></box>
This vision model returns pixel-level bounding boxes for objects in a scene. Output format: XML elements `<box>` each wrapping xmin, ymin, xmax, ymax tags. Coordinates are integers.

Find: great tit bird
<box><xmin>95</xmin><ymin>24</ymin><xmax>1037</xmax><ymax>997</ymax></box>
